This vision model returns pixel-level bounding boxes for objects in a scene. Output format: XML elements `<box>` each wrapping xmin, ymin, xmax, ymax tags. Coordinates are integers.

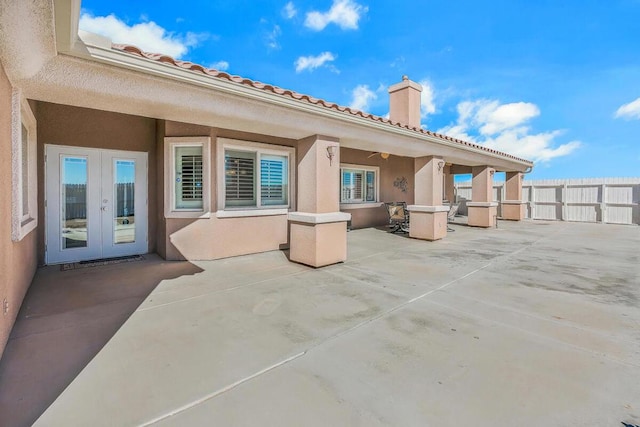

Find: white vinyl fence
<box><xmin>455</xmin><ymin>178</ymin><xmax>640</xmax><ymax>225</ymax></box>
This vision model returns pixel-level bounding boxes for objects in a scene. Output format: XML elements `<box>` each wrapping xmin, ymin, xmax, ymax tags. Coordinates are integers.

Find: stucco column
<box><xmin>408</xmin><ymin>156</ymin><xmax>449</xmax><ymax>240</ymax></box>
<box><xmin>502</xmin><ymin>171</ymin><xmax>526</xmax><ymax>220</ymax></box>
<box><xmin>288</xmin><ymin>135</ymin><xmax>350</xmax><ymax>267</ymax></box>
<box><xmin>444</xmin><ymin>165</ymin><xmax>455</xmax><ymax>204</ymax></box>
<box><xmin>468</xmin><ymin>166</ymin><xmax>498</xmax><ymax>227</ymax></box>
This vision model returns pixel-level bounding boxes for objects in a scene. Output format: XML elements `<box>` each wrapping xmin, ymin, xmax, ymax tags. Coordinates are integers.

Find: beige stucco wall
<box><xmin>340</xmin><ymin>148</ymin><xmax>414</xmax><ymax>229</ymax></box>
<box><xmin>0</xmin><ymin>64</ymin><xmax>38</xmax><ymax>359</ymax></box>
<box><xmin>161</xmin><ymin>121</ymin><xmax>295</xmax><ymax>261</ymax></box>
<box><xmin>35</xmin><ymin>102</ymin><xmax>158</xmax><ymax>263</ymax></box>
<box><xmin>165</xmin><ymin>215</ymin><xmax>288</xmax><ymax>260</ymax></box>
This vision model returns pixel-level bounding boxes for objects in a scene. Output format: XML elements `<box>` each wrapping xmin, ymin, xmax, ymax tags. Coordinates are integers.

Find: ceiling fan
<box><xmin>367</xmin><ymin>152</ymin><xmax>390</xmax><ymax>159</ymax></box>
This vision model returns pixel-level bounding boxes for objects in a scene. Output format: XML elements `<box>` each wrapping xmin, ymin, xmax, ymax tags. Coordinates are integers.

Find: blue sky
<box><xmin>79</xmin><ymin>0</ymin><xmax>640</xmax><ymax>179</ymax></box>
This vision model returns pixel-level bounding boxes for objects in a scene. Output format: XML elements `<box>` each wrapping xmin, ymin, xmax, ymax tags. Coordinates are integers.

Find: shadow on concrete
<box><xmin>0</xmin><ymin>254</ymin><xmax>203</xmax><ymax>427</ymax></box>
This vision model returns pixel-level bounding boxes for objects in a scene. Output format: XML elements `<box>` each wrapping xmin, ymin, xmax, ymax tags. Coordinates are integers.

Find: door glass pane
<box><xmin>114</xmin><ymin>160</ymin><xmax>136</xmax><ymax>244</ymax></box>
<box><xmin>61</xmin><ymin>157</ymin><xmax>88</xmax><ymax>249</ymax></box>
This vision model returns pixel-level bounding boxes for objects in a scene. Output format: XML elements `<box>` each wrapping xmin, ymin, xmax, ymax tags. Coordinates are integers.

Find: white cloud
<box><xmin>419</xmin><ymin>80</ymin><xmax>436</xmax><ymax>119</ymax></box>
<box><xmin>305</xmin><ymin>0</ymin><xmax>367</xmax><ymax>31</ymax></box>
<box><xmin>283</xmin><ymin>2</ymin><xmax>297</xmax><ymax>19</ymax></box>
<box><xmin>294</xmin><ymin>51</ymin><xmax>336</xmax><ymax>73</ymax></box>
<box><xmin>265</xmin><ymin>25</ymin><xmax>282</xmax><ymax>49</ymax></box>
<box><xmin>614</xmin><ymin>97</ymin><xmax>640</xmax><ymax>120</ymax></box>
<box><xmin>209</xmin><ymin>61</ymin><xmax>229</xmax><ymax>71</ymax></box>
<box><xmin>79</xmin><ymin>13</ymin><xmax>206</xmax><ymax>58</ymax></box>
<box><xmin>437</xmin><ymin>99</ymin><xmax>580</xmax><ymax>162</ymax></box>
<box><xmin>349</xmin><ymin>84</ymin><xmax>377</xmax><ymax>111</ymax></box>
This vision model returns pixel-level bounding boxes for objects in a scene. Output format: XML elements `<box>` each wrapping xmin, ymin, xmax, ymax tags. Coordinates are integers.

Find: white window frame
<box><xmin>164</xmin><ymin>136</ymin><xmax>211</xmax><ymax>218</ymax></box>
<box><xmin>340</xmin><ymin>163</ymin><xmax>380</xmax><ymax>206</ymax></box>
<box><xmin>216</xmin><ymin>138</ymin><xmax>295</xmax><ymax>218</ymax></box>
<box><xmin>11</xmin><ymin>90</ymin><xmax>38</xmax><ymax>241</ymax></box>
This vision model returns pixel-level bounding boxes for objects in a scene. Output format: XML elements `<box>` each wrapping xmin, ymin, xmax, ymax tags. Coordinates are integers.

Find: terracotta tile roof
<box><xmin>112</xmin><ymin>44</ymin><xmax>532</xmax><ymax>165</ymax></box>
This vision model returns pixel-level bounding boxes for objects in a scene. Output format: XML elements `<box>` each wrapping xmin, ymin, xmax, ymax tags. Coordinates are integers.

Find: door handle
<box><xmin>101</xmin><ymin>206</ymin><xmax>107</xmax><ymax>211</ymax></box>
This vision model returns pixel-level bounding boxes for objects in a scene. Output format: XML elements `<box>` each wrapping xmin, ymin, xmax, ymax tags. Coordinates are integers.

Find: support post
<box><xmin>289</xmin><ymin>135</ymin><xmax>350</xmax><ymax>267</ymax></box>
<box><xmin>502</xmin><ymin>171</ymin><xmax>526</xmax><ymax>221</ymax></box>
<box><xmin>468</xmin><ymin>166</ymin><xmax>498</xmax><ymax>227</ymax></box>
<box><xmin>444</xmin><ymin>164</ymin><xmax>455</xmax><ymax>204</ymax></box>
<box><xmin>408</xmin><ymin>156</ymin><xmax>449</xmax><ymax>240</ymax></box>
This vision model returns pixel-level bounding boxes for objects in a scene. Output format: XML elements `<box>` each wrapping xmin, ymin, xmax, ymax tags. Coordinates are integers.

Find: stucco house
<box><xmin>0</xmin><ymin>0</ymin><xmax>532</xmax><ymax>358</ymax></box>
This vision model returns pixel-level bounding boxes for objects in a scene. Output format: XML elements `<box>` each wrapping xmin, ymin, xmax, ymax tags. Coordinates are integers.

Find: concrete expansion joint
<box><xmin>424</xmin><ymin>298</ymin><xmax>640</xmax><ymax>370</ymax></box>
<box><xmin>138</xmin><ymin>221</ymin><xmax>600</xmax><ymax>426</ymax></box>
<box><xmin>138</xmin><ymin>351</ymin><xmax>308</xmax><ymax>426</ymax></box>
<box><xmin>136</xmin><ymin>268</ymin><xmax>310</xmax><ymax>312</ymax></box>
<box><xmin>441</xmin><ymin>287</ymin><xmax>640</xmax><ymax>348</ymax></box>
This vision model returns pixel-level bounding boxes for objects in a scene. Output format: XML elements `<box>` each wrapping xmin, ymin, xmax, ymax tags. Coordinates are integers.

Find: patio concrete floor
<box><xmin>1</xmin><ymin>220</ymin><xmax>639</xmax><ymax>426</ymax></box>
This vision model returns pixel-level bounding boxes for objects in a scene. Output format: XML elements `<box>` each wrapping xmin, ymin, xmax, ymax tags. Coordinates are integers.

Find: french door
<box><xmin>45</xmin><ymin>145</ymin><xmax>148</xmax><ymax>264</ymax></box>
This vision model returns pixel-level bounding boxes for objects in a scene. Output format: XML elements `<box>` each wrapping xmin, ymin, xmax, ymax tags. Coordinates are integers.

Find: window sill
<box><xmin>340</xmin><ymin>202</ymin><xmax>383</xmax><ymax>210</ymax></box>
<box><xmin>12</xmin><ymin>217</ymin><xmax>37</xmax><ymax>242</ymax></box>
<box><xmin>165</xmin><ymin>211</ymin><xmax>211</xmax><ymax>219</ymax></box>
<box><xmin>216</xmin><ymin>208</ymin><xmax>289</xmax><ymax>218</ymax></box>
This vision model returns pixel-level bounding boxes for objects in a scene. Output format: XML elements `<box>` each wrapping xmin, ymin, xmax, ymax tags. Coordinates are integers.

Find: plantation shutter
<box><xmin>342</xmin><ymin>170</ymin><xmax>364</xmax><ymax>202</ymax></box>
<box><xmin>365</xmin><ymin>170</ymin><xmax>375</xmax><ymax>202</ymax></box>
<box><xmin>260</xmin><ymin>155</ymin><xmax>288</xmax><ymax>206</ymax></box>
<box><xmin>175</xmin><ymin>146</ymin><xmax>203</xmax><ymax>209</ymax></box>
<box><xmin>225</xmin><ymin>150</ymin><xmax>256</xmax><ymax>207</ymax></box>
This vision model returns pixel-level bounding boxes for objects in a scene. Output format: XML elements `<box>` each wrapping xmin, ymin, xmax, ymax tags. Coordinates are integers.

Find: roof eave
<box><xmin>68</xmin><ymin>37</ymin><xmax>530</xmax><ymax>169</ymax></box>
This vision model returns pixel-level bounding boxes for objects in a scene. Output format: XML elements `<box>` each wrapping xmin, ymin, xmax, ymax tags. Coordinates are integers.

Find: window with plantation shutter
<box><xmin>165</xmin><ymin>137</ymin><xmax>210</xmax><ymax>217</ymax></box>
<box><xmin>220</xmin><ymin>141</ymin><xmax>292</xmax><ymax>211</ymax></box>
<box><xmin>340</xmin><ymin>165</ymin><xmax>378</xmax><ymax>204</ymax></box>
<box><xmin>342</xmin><ymin>170</ymin><xmax>363</xmax><ymax>202</ymax></box>
<box><xmin>225</xmin><ymin>151</ymin><xmax>256</xmax><ymax>207</ymax></box>
<box><xmin>11</xmin><ymin>93</ymin><xmax>38</xmax><ymax>241</ymax></box>
<box><xmin>260</xmin><ymin>155</ymin><xmax>288</xmax><ymax>206</ymax></box>
<box><xmin>174</xmin><ymin>146</ymin><xmax>204</xmax><ymax>210</ymax></box>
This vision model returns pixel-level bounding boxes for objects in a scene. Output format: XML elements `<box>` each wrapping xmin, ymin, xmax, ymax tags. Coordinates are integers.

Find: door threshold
<box><xmin>60</xmin><ymin>255</ymin><xmax>145</xmax><ymax>271</ymax></box>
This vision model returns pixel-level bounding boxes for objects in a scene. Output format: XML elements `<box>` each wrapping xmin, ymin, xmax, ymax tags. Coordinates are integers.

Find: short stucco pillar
<box><xmin>289</xmin><ymin>135</ymin><xmax>350</xmax><ymax>267</ymax></box>
<box><xmin>502</xmin><ymin>171</ymin><xmax>526</xmax><ymax>220</ymax></box>
<box><xmin>408</xmin><ymin>156</ymin><xmax>449</xmax><ymax>240</ymax></box>
<box><xmin>468</xmin><ymin>166</ymin><xmax>498</xmax><ymax>227</ymax></box>
<box><xmin>444</xmin><ymin>165</ymin><xmax>455</xmax><ymax>203</ymax></box>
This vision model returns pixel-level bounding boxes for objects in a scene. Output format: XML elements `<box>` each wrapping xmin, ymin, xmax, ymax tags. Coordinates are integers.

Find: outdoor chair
<box><xmin>385</xmin><ymin>202</ymin><xmax>410</xmax><ymax>233</ymax></box>
<box><xmin>447</xmin><ymin>202</ymin><xmax>460</xmax><ymax>232</ymax></box>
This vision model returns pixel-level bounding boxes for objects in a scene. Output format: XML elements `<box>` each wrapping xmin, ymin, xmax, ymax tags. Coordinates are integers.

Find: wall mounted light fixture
<box><xmin>326</xmin><ymin>145</ymin><xmax>338</xmax><ymax>165</ymax></box>
<box><xmin>437</xmin><ymin>160</ymin><xmax>445</xmax><ymax>172</ymax></box>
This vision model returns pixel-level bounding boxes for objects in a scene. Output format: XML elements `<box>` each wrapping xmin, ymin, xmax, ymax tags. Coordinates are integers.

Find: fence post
<box><xmin>562</xmin><ymin>183</ymin><xmax>567</xmax><ymax>221</ymax></box>
<box><xmin>530</xmin><ymin>185</ymin><xmax>536</xmax><ymax>219</ymax></box>
<box><xmin>601</xmin><ymin>183</ymin><xmax>607</xmax><ymax>223</ymax></box>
